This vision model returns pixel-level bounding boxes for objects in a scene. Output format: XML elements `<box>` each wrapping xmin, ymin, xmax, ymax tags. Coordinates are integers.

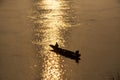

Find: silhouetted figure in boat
<box><xmin>55</xmin><ymin>42</ymin><xmax>59</xmax><ymax>48</ymax></box>
<box><xmin>49</xmin><ymin>43</ymin><xmax>81</xmax><ymax>63</ymax></box>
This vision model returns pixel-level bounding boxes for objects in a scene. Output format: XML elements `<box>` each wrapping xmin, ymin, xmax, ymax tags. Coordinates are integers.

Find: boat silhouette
<box><xmin>49</xmin><ymin>43</ymin><xmax>81</xmax><ymax>63</ymax></box>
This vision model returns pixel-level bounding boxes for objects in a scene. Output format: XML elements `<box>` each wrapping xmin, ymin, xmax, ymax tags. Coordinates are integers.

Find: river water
<box><xmin>0</xmin><ymin>0</ymin><xmax>120</xmax><ymax>80</ymax></box>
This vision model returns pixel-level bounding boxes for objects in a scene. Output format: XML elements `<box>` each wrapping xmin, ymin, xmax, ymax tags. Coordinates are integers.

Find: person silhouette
<box><xmin>55</xmin><ymin>42</ymin><xmax>59</xmax><ymax>48</ymax></box>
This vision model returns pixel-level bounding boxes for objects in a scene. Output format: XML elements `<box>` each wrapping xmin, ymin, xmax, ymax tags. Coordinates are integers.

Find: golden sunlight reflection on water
<box><xmin>31</xmin><ymin>0</ymin><xmax>72</xmax><ymax>80</ymax></box>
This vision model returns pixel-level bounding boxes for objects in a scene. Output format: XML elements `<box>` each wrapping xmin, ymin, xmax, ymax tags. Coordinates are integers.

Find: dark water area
<box><xmin>0</xmin><ymin>0</ymin><xmax>120</xmax><ymax>80</ymax></box>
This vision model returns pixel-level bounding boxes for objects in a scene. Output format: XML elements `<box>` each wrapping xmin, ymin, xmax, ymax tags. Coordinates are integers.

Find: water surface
<box><xmin>0</xmin><ymin>0</ymin><xmax>120</xmax><ymax>80</ymax></box>
<box><xmin>31</xmin><ymin>0</ymin><xmax>75</xmax><ymax>79</ymax></box>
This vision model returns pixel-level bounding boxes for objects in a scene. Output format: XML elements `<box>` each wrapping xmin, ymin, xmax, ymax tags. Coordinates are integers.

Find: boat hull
<box><xmin>49</xmin><ymin>44</ymin><xmax>81</xmax><ymax>63</ymax></box>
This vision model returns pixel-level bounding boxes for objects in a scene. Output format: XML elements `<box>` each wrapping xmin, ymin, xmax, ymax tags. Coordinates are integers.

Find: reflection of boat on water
<box><xmin>49</xmin><ymin>43</ymin><xmax>81</xmax><ymax>63</ymax></box>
